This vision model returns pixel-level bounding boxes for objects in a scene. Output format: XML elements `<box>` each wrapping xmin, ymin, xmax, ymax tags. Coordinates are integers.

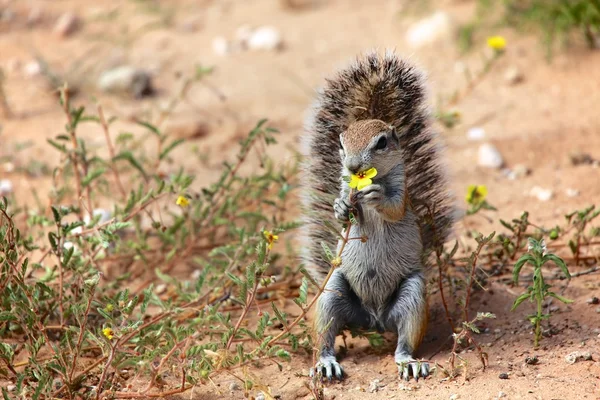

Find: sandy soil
<box><xmin>1</xmin><ymin>0</ymin><xmax>600</xmax><ymax>399</ymax></box>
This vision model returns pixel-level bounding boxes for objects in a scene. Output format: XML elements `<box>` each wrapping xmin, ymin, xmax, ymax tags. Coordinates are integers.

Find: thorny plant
<box><xmin>511</xmin><ymin>238</ymin><xmax>572</xmax><ymax>348</ymax></box>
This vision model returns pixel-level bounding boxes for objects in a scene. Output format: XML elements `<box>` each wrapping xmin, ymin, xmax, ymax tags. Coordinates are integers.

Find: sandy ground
<box><xmin>1</xmin><ymin>0</ymin><xmax>600</xmax><ymax>399</ymax></box>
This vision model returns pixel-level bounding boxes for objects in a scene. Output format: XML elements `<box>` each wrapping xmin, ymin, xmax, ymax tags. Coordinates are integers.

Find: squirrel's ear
<box><xmin>390</xmin><ymin>126</ymin><xmax>399</xmax><ymax>143</ymax></box>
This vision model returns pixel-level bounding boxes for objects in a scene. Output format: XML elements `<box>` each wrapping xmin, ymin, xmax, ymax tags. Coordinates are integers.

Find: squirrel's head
<box><xmin>339</xmin><ymin>119</ymin><xmax>402</xmax><ymax>178</ymax></box>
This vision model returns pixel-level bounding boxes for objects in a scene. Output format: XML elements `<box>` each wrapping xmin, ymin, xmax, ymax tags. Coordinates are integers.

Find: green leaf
<box><xmin>113</xmin><ymin>151</ymin><xmax>147</xmax><ymax>180</ymax></box>
<box><xmin>542</xmin><ymin>254</ymin><xmax>571</xmax><ymax>280</ymax></box>
<box><xmin>547</xmin><ymin>292</ymin><xmax>573</xmax><ymax>304</ymax></box>
<box><xmin>159</xmin><ymin>139</ymin><xmax>185</xmax><ymax>160</ymax></box>
<box><xmin>81</xmin><ymin>168</ymin><xmax>105</xmax><ymax>188</ymax></box>
<box><xmin>136</xmin><ymin>121</ymin><xmax>162</xmax><ymax>137</ymax></box>
<box><xmin>512</xmin><ymin>254</ymin><xmax>536</xmax><ymax>285</ymax></box>
<box><xmin>511</xmin><ymin>292</ymin><xmax>532</xmax><ymax>311</ymax></box>
<box><xmin>320</xmin><ymin>241</ymin><xmax>335</xmax><ymax>262</ymax></box>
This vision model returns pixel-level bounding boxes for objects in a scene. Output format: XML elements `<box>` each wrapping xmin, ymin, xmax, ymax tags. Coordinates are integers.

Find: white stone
<box><xmin>450</xmin><ymin>394</ymin><xmax>460</xmax><ymax>400</ymax></box>
<box><xmin>505</xmin><ymin>66</ymin><xmax>523</xmax><ymax>85</ymax></box>
<box><xmin>566</xmin><ymin>188</ymin><xmax>580</xmax><ymax>197</ymax></box>
<box><xmin>235</xmin><ymin>25</ymin><xmax>253</xmax><ymax>46</ymax></box>
<box><xmin>155</xmin><ymin>284</ymin><xmax>167</xmax><ymax>295</ymax></box>
<box><xmin>98</xmin><ymin>66</ymin><xmax>152</xmax><ymax>97</ymax></box>
<box><xmin>406</xmin><ymin>12</ymin><xmax>452</xmax><ymax>48</ymax></box>
<box><xmin>477</xmin><ymin>143</ymin><xmax>504</xmax><ymax>169</ymax></box>
<box><xmin>0</xmin><ymin>179</ymin><xmax>13</xmax><ymax>195</ymax></box>
<box><xmin>467</xmin><ymin>127</ymin><xmax>485</xmax><ymax>141</ymax></box>
<box><xmin>2</xmin><ymin>162</ymin><xmax>14</xmax><ymax>173</ymax></box>
<box><xmin>498</xmin><ymin>391</ymin><xmax>507</xmax><ymax>398</ymax></box>
<box><xmin>6</xmin><ymin>385</ymin><xmax>15</xmax><ymax>392</ymax></box>
<box><xmin>54</xmin><ymin>12</ymin><xmax>80</xmax><ymax>37</ymax></box>
<box><xmin>530</xmin><ymin>186</ymin><xmax>553</xmax><ymax>202</ymax></box>
<box><xmin>24</xmin><ymin>61</ymin><xmax>42</xmax><ymax>76</ymax></box>
<box><xmin>247</xmin><ymin>26</ymin><xmax>282</xmax><ymax>51</ymax></box>
<box><xmin>212</xmin><ymin>36</ymin><xmax>230</xmax><ymax>56</ymax></box>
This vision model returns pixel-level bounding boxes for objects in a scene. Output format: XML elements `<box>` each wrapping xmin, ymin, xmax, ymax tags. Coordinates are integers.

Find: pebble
<box><xmin>587</xmin><ymin>297</ymin><xmax>599</xmax><ymax>305</ymax></box>
<box><xmin>155</xmin><ymin>284</ymin><xmax>167</xmax><ymax>295</ymax></box>
<box><xmin>406</xmin><ymin>11</ymin><xmax>453</xmax><ymax>48</ymax></box>
<box><xmin>247</xmin><ymin>26</ymin><xmax>282</xmax><ymax>51</ymax></box>
<box><xmin>368</xmin><ymin>379</ymin><xmax>381</xmax><ymax>393</ymax></box>
<box><xmin>27</xmin><ymin>7</ymin><xmax>43</xmax><ymax>26</ymax></box>
<box><xmin>24</xmin><ymin>61</ymin><xmax>42</xmax><ymax>77</ymax></box>
<box><xmin>525</xmin><ymin>355</ymin><xmax>539</xmax><ymax>365</ymax></box>
<box><xmin>229</xmin><ymin>382</ymin><xmax>240</xmax><ymax>391</ymax></box>
<box><xmin>235</xmin><ymin>24</ymin><xmax>253</xmax><ymax>46</ymax></box>
<box><xmin>2</xmin><ymin>162</ymin><xmax>14</xmax><ymax>173</ymax></box>
<box><xmin>477</xmin><ymin>143</ymin><xmax>504</xmax><ymax>169</ymax></box>
<box><xmin>467</xmin><ymin>127</ymin><xmax>485</xmax><ymax>141</ymax></box>
<box><xmin>212</xmin><ymin>36</ymin><xmax>230</xmax><ymax>56</ymax></box>
<box><xmin>565</xmin><ymin>188</ymin><xmax>580</xmax><ymax>197</ymax></box>
<box><xmin>498</xmin><ymin>372</ymin><xmax>509</xmax><ymax>379</ymax></box>
<box><xmin>255</xmin><ymin>393</ymin><xmax>265</xmax><ymax>400</ymax></box>
<box><xmin>596</xmin><ymin>307</ymin><xmax>600</xmax><ymax>314</ymax></box>
<box><xmin>191</xmin><ymin>270</ymin><xmax>202</xmax><ymax>280</ymax></box>
<box><xmin>504</xmin><ymin>66</ymin><xmax>523</xmax><ymax>85</ymax></box>
<box><xmin>530</xmin><ymin>186</ymin><xmax>554</xmax><ymax>202</ymax></box>
<box><xmin>97</xmin><ymin>66</ymin><xmax>153</xmax><ymax>98</ymax></box>
<box><xmin>0</xmin><ymin>179</ymin><xmax>13</xmax><ymax>196</ymax></box>
<box><xmin>498</xmin><ymin>391</ymin><xmax>507</xmax><ymax>398</ymax></box>
<box><xmin>54</xmin><ymin>12</ymin><xmax>80</xmax><ymax>37</ymax></box>
<box><xmin>565</xmin><ymin>351</ymin><xmax>593</xmax><ymax>364</ymax></box>
<box><xmin>6</xmin><ymin>385</ymin><xmax>15</xmax><ymax>392</ymax></box>
<box><xmin>449</xmin><ymin>394</ymin><xmax>460</xmax><ymax>400</ymax></box>
<box><xmin>505</xmin><ymin>164</ymin><xmax>530</xmax><ymax>180</ymax></box>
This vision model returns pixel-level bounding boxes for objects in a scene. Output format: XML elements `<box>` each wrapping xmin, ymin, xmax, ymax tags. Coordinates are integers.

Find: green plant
<box><xmin>511</xmin><ymin>238</ymin><xmax>572</xmax><ymax>347</ymax></box>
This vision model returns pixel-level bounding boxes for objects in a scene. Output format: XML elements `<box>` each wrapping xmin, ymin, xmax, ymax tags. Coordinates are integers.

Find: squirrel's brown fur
<box><xmin>300</xmin><ymin>51</ymin><xmax>454</xmax><ymax>281</ymax></box>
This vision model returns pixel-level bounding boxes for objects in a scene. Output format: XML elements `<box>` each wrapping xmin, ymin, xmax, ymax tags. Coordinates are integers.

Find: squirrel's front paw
<box><xmin>396</xmin><ymin>356</ymin><xmax>430</xmax><ymax>381</ymax></box>
<box><xmin>333</xmin><ymin>197</ymin><xmax>352</xmax><ymax>221</ymax></box>
<box><xmin>356</xmin><ymin>184</ymin><xmax>385</xmax><ymax>207</ymax></box>
<box><xmin>310</xmin><ymin>355</ymin><xmax>344</xmax><ymax>381</ymax></box>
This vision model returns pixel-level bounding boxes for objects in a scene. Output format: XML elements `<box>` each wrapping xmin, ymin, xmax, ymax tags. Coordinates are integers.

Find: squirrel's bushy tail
<box><xmin>300</xmin><ymin>51</ymin><xmax>454</xmax><ymax>281</ymax></box>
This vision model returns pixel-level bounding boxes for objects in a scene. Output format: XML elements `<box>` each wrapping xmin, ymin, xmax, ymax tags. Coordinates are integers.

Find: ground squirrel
<box><xmin>300</xmin><ymin>51</ymin><xmax>454</xmax><ymax>381</ymax></box>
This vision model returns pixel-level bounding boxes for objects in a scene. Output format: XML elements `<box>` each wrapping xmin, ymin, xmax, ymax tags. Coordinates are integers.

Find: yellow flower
<box><xmin>102</xmin><ymin>327</ymin><xmax>114</xmax><ymax>340</ymax></box>
<box><xmin>263</xmin><ymin>230</ymin><xmax>279</xmax><ymax>250</ymax></box>
<box><xmin>105</xmin><ymin>304</ymin><xmax>114</xmax><ymax>312</ymax></box>
<box><xmin>348</xmin><ymin>168</ymin><xmax>377</xmax><ymax>191</ymax></box>
<box><xmin>465</xmin><ymin>185</ymin><xmax>488</xmax><ymax>205</ymax></box>
<box><xmin>487</xmin><ymin>36</ymin><xmax>507</xmax><ymax>51</ymax></box>
<box><xmin>176</xmin><ymin>195</ymin><xmax>190</xmax><ymax>208</ymax></box>
<box><xmin>331</xmin><ymin>257</ymin><xmax>342</xmax><ymax>268</ymax></box>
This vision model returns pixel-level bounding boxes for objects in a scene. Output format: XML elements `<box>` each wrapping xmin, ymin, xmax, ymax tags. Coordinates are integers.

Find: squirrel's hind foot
<box><xmin>310</xmin><ymin>355</ymin><xmax>344</xmax><ymax>381</ymax></box>
<box><xmin>396</xmin><ymin>357</ymin><xmax>430</xmax><ymax>381</ymax></box>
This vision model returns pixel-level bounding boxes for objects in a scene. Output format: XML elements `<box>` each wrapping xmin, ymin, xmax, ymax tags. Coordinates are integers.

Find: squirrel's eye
<box><xmin>375</xmin><ymin>136</ymin><xmax>387</xmax><ymax>150</ymax></box>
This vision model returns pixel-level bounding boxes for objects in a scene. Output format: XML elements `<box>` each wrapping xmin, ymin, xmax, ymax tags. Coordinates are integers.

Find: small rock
<box><xmin>54</xmin><ymin>12</ymin><xmax>80</xmax><ymax>37</ymax></box>
<box><xmin>565</xmin><ymin>188</ymin><xmax>580</xmax><ymax>197</ymax></box>
<box><xmin>235</xmin><ymin>24</ymin><xmax>253</xmax><ymax>47</ymax></box>
<box><xmin>549</xmin><ymin>305</ymin><xmax>560</xmax><ymax>312</ymax></box>
<box><xmin>498</xmin><ymin>391</ymin><xmax>507</xmax><ymax>398</ymax></box>
<box><xmin>478</xmin><ymin>143</ymin><xmax>504</xmax><ymax>169</ymax></box>
<box><xmin>406</xmin><ymin>11</ymin><xmax>453</xmax><ymax>48</ymax></box>
<box><xmin>449</xmin><ymin>394</ymin><xmax>460</xmax><ymax>400</ymax></box>
<box><xmin>212</xmin><ymin>36</ymin><xmax>230</xmax><ymax>56</ymax></box>
<box><xmin>587</xmin><ymin>297</ymin><xmax>599</xmax><ymax>305</ymax></box>
<box><xmin>565</xmin><ymin>351</ymin><xmax>593</xmax><ymax>364</ymax></box>
<box><xmin>2</xmin><ymin>162</ymin><xmax>14</xmax><ymax>173</ymax></box>
<box><xmin>27</xmin><ymin>7</ymin><xmax>43</xmax><ymax>26</ymax></box>
<box><xmin>368</xmin><ymin>379</ymin><xmax>381</xmax><ymax>393</ymax></box>
<box><xmin>166</xmin><ymin>119</ymin><xmax>210</xmax><ymax>140</ymax></box>
<box><xmin>525</xmin><ymin>355</ymin><xmax>539</xmax><ymax>365</ymax></box>
<box><xmin>506</xmin><ymin>164</ymin><xmax>530</xmax><ymax>180</ymax></box>
<box><xmin>0</xmin><ymin>179</ymin><xmax>13</xmax><ymax>195</ymax></box>
<box><xmin>582</xmin><ymin>352</ymin><xmax>593</xmax><ymax>361</ymax></box>
<box><xmin>504</xmin><ymin>66</ymin><xmax>523</xmax><ymax>85</ymax></box>
<box><xmin>596</xmin><ymin>307</ymin><xmax>600</xmax><ymax>314</ymax></box>
<box><xmin>494</xmin><ymin>328</ymin><xmax>501</xmax><ymax>334</ymax></box>
<box><xmin>570</xmin><ymin>152</ymin><xmax>597</xmax><ymax>166</ymax></box>
<box><xmin>191</xmin><ymin>270</ymin><xmax>202</xmax><ymax>280</ymax></box>
<box><xmin>530</xmin><ymin>186</ymin><xmax>554</xmax><ymax>202</ymax></box>
<box><xmin>24</xmin><ymin>61</ymin><xmax>42</xmax><ymax>77</ymax></box>
<box><xmin>98</xmin><ymin>66</ymin><xmax>153</xmax><ymax>98</ymax></box>
<box><xmin>498</xmin><ymin>372</ymin><xmax>509</xmax><ymax>379</ymax></box>
<box><xmin>6</xmin><ymin>385</ymin><xmax>15</xmax><ymax>392</ymax></box>
<box><xmin>247</xmin><ymin>26</ymin><xmax>283</xmax><ymax>51</ymax></box>
<box><xmin>467</xmin><ymin>127</ymin><xmax>485</xmax><ymax>141</ymax></box>
<box><xmin>255</xmin><ymin>393</ymin><xmax>265</xmax><ymax>400</ymax></box>
<box><xmin>228</xmin><ymin>382</ymin><xmax>240</xmax><ymax>391</ymax></box>
<box><xmin>155</xmin><ymin>284</ymin><xmax>167</xmax><ymax>295</ymax></box>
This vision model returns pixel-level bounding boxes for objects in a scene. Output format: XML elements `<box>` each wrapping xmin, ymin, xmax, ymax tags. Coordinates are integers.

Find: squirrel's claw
<box><xmin>310</xmin><ymin>356</ymin><xmax>344</xmax><ymax>381</ymax></box>
<box><xmin>333</xmin><ymin>197</ymin><xmax>352</xmax><ymax>222</ymax></box>
<box><xmin>397</xmin><ymin>359</ymin><xmax>429</xmax><ymax>381</ymax></box>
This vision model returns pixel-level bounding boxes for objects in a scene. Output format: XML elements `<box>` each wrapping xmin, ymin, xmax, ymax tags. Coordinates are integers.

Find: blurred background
<box><xmin>1</xmin><ymin>0</ymin><xmax>600</xmax><ymax>227</ymax></box>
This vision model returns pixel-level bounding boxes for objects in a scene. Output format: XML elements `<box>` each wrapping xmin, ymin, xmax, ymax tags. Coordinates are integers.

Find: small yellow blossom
<box><xmin>348</xmin><ymin>168</ymin><xmax>378</xmax><ymax>191</ymax></box>
<box><xmin>465</xmin><ymin>185</ymin><xmax>488</xmax><ymax>205</ymax></box>
<box><xmin>263</xmin><ymin>230</ymin><xmax>279</xmax><ymax>250</ymax></box>
<box><xmin>105</xmin><ymin>304</ymin><xmax>114</xmax><ymax>312</ymax></box>
<box><xmin>176</xmin><ymin>195</ymin><xmax>190</xmax><ymax>208</ymax></box>
<box><xmin>487</xmin><ymin>36</ymin><xmax>507</xmax><ymax>51</ymax></box>
<box><xmin>102</xmin><ymin>327</ymin><xmax>114</xmax><ymax>340</ymax></box>
<box><xmin>331</xmin><ymin>257</ymin><xmax>342</xmax><ymax>268</ymax></box>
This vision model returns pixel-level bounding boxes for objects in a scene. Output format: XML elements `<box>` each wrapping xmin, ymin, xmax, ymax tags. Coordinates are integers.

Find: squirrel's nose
<box><xmin>345</xmin><ymin>161</ymin><xmax>362</xmax><ymax>174</ymax></box>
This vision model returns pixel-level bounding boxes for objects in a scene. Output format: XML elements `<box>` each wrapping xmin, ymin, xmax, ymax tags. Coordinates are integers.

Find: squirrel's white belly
<box><xmin>338</xmin><ymin>208</ymin><xmax>423</xmax><ymax>318</ymax></box>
